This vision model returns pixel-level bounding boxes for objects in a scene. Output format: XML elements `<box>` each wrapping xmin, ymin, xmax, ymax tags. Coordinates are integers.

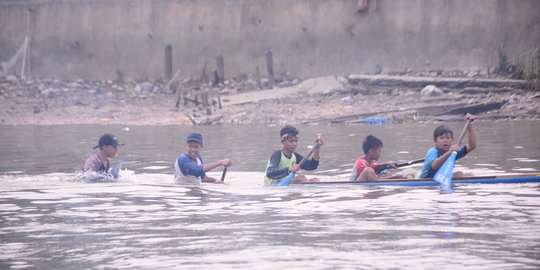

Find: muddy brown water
<box><xmin>0</xmin><ymin>122</ymin><xmax>539</xmax><ymax>269</ymax></box>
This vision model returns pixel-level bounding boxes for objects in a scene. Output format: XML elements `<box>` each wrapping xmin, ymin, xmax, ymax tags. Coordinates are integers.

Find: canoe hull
<box><xmin>302</xmin><ymin>174</ymin><xmax>540</xmax><ymax>187</ymax></box>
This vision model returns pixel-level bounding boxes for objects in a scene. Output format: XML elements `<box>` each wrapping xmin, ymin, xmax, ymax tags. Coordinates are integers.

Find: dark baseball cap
<box><xmin>93</xmin><ymin>133</ymin><xmax>123</xmax><ymax>149</ymax></box>
<box><xmin>186</xmin><ymin>132</ymin><xmax>203</xmax><ymax>144</ymax></box>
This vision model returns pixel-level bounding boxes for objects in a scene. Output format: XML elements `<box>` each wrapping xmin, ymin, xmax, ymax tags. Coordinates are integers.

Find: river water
<box><xmin>0</xmin><ymin>122</ymin><xmax>539</xmax><ymax>269</ymax></box>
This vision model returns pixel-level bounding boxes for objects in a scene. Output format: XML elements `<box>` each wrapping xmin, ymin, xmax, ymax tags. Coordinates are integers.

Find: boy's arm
<box><xmin>430</xmin><ymin>147</ymin><xmax>456</xmax><ymax>171</ymax></box>
<box><xmin>178</xmin><ymin>155</ymin><xmax>205</xmax><ymax>178</ymax></box>
<box><xmin>203</xmin><ymin>159</ymin><xmax>231</xmax><ymax>172</ymax></box>
<box><xmin>266</xmin><ymin>151</ymin><xmax>290</xmax><ymax>179</ymax></box>
<box><xmin>311</xmin><ymin>135</ymin><xmax>324</xmax><ymax>160</ymax></box>
<box><xmin>465</xmin><ymin>121</ymin><xmax>477</xmax><ymax>153</ymax></box>
<box><xmin>297</xmin><ymin>153</ymin><xmax>319</xmax><ymax>171</ymax></box>
<box><xmin>83</xmin><ymin>155</ymin><xmax>100</xmax><ymax>172</ymax></box>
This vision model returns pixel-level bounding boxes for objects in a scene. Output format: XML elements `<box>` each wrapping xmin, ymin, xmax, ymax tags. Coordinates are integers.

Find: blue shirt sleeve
<box><xmin>178</xmin><ymin>154</ymin><xmax>206</xmax><ymax>178</ymax></box>
<box><xmin>456</xmin><ymin>145</ymin><xmax>467</xmax><ymax>160</ymax></box>
<box><xmin>419</xmin><ymin>147</ymin><xmax>439</xmax><ymax>178</ymax></box>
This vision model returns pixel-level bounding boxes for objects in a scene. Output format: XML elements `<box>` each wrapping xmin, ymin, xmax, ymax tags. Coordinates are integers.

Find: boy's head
<box><xmin>362</xmin><ymin>135</ymin><xmax>383</xmax><ymax>160</ymax></box>
<box><xmin>433</xmin><ymin>125</ymin><xmax>454</xmax><ymax>151</ymax></box>
<box><xmin>186</xmin><ymin>133</ymin><xmax>203</xmax><ymax>158</ymax></box>
<box><xmin>280</xmin><ymin>125</ymin><xmax>299</xmax><ymax>141</ymax></box>
<box><xmin>433</xmin><ymin>125</ymin><xmax>453</xmax><ymax>141</ymax></box>
<box><xmin>280</xmin><ymin>125</ymin><xmax>299</xmax><ymax>152</ymax></box>
<box><xmin>93</xmin><ymin>133</ymin><xmax>122</xmax><ymax>157</ymax></box>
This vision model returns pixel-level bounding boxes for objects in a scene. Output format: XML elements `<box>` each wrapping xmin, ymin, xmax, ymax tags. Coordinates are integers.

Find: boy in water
<box><xmin>419</xmin><ymin>113</ymin><xmax>477</xmax><ymax>178</ymax></box>
<box><xmin>83</xmin><ymin>133</ymin><xmax>123</xmax><ymax>174</ymax></box>
<box><xmin>264</xmin><ymin>125</ymin><xmax>325</xmax><ymax>185</ymax></box>
<box><xmin>174</xmin><ymin>132</ymin><xmax>232</xmax><ymax>185</ymax></box>
<box><xmin>351</xmin><ymin>135</ymin><xmax>400</xmax><ymax>181</ymax></box>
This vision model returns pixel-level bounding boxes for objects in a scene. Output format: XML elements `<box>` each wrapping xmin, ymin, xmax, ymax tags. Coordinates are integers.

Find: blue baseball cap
<box><xmin>187</xmin><ymin>133</ymin><xmax>203</xmax><ymax>144</ymax></box>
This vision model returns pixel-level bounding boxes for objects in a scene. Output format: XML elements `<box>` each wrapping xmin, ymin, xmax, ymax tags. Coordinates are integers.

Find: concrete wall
<box><xmin>1</xmin><ymin>0</ymin><xmax>539</xmax><ymax>80</ymax></box>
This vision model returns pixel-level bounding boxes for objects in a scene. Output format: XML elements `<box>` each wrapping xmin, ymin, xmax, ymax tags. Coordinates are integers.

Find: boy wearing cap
<box><xmin>83</xmin><ymin>133</ymin><xmax>123</xmax><ymax>174</ymax></box>
<box><xmin>174</xmin><ymin>132</ymin><xmax>232</xmax><ymax>184</ymax></box>
<box><xmin>264</xmin><ymin>125</ymin><xmax>325</xmax><ymax>185</ymax></box>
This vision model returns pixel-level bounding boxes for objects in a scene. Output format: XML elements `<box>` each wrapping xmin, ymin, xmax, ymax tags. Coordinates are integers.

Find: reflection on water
<box><xmin>0</xmin><ymin>122</ymin><xmax>539</xmax><ymax>269</ymax></box>
<box><xmin>0</xmin><ymin>173</ymin><xmax>539</xmax><ymax>269</ymax></box>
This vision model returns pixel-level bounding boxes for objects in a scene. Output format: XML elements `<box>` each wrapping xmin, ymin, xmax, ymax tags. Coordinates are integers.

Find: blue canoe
<box><xmin>301</xmin><ymin>173</ymin><xmax>540</xmax><ymax>187</ymax></box>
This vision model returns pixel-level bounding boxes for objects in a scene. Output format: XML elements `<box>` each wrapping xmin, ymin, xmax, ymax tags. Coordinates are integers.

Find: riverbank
<box><xmin>1</xmin><ymin>74</ymin><xmax>539</xmax><ymax>126</ymax></box>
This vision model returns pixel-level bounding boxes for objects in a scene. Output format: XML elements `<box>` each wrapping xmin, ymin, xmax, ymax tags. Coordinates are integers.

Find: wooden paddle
<box><xmin>220</xmin><ymin>166</ymin><xmax>227</xmax><ymax>182</ymax></box>
<box><xmin>395</xmin><ymin>158</ymin><xmax>425</xmax><ymax>168</ymax></box>
<box><xmin>433</xmin><ymin>119</ymin><xmax>471</xmax><ymax>186</ymax></box>
<box><xmin>378</xmin><ymin>158</ymin><xmax>425</xmax><ymax>173</ymax></box>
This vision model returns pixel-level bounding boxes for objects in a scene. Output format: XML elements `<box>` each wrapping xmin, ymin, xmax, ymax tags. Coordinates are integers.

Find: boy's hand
<box><xmin>449</xmin><ymin>144</ymin><xmax>460</xmax><ymax>152</ymax></box>
<box><xmin>221</xmin><ymin>159</ymin><xmax>232</xmax><ymax>167</ymax></box>
<box><xmin>387</xmin><ymin>162</ymin><xmax>398</xmax><ymax>169</ymax></box>
<box><xmin>465</xmin><ymin>113</ymin><xmax>475</xmax><ymax>122</ymax></box>
<box><xmin>315</xmin><ymin>135</ymin><xmax>325</xmax><ymax>146</ymax></box>
<box><xmin>289</xmin><ymin>164</ymin><xmax>300</xmax><ymax>173</ymax></box>
<box><xmin>202</xmin><ymin>176</ymin><xmax>221</xmax><ymax>183</ymax></box>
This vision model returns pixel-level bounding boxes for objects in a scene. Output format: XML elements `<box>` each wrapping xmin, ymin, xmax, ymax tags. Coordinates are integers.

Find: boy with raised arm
<box><xmin>351</xmin><ymin>135</ymin><xmax>400</xmax><ymax>181</ymax></box>
<box><xmin>264</xmin><ymin>125</ymin><xmax>325</xmax><ymax>185</ymax></box>
<box><xmin>419</xmin><ymin>113</ymin><xmax>477</xmax><ymax>178</ymax></box>
<box><xmin>174</xmin><ymin>133</ymin><xmax>232</xmax><ymax>185</ymax></box>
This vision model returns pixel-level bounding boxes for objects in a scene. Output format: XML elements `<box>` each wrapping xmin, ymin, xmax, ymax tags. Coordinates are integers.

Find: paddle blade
<box><xmin>111</xmin><ymin>161</ymin><xmax>122</xmax><ymax>179</ymax></box>
<box><xmin>434</xmin><ymin>151</ymin><xmax>457</xmax><ymax>186</ymax></box>
<box><xmin>277</xmin><ymin>172</ymin><xmax>294</xmax><ymax>186</ymax></box>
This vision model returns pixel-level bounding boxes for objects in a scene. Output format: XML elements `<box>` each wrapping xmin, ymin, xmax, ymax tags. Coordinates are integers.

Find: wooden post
<box><xmin>21</xmin><ymin>36</ymin><xmax>29</xmax><ymax>79</ymax></box>
<box><xmin>255</xmin><ymin>65</ymin><xmax>262</xmax><ymax>89</ymax></box>
<box><xmin>213</xmin><ymin>70</ymin><xmax>220</xmax><ymax>86</ymax></box>
<box><xmin>165</xmin><ymin>45</ymin><xmax>173</xmax><ymax>82</ymax></box>
<box><xmin>216</xmin><ymin>55</ymin><xmax>224</xmax><ymax>83</ymax></box>
<box><xmin>200</xmin><ymin>63</ymin><xmax>209</xmax><ymax>84</ymax></box>
<box><xmin>265</xmin><ymin>50</ymin><xmax>275</xmax><ymax>88</ymax></box>
<box><xmin>201</xmin><ymin>92</ymin><xmax>206</xmax><ymax>107</ymax></box>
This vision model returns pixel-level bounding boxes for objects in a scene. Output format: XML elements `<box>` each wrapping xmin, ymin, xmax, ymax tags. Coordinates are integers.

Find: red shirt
<box><xmin>354</xmin><ymin>156</ymin><xmax>383</xmax><ymax>176</ymax></box>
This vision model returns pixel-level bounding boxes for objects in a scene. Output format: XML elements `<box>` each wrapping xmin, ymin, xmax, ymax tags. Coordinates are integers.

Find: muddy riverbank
<box><xmin>0</xmin><ymin>74</ymin><xmax>539</xmax><ymax>126</ymax></box>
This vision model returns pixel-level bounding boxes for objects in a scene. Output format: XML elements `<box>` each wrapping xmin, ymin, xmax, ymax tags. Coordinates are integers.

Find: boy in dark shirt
<box><xmin>264</xmin><ymin>125</ymin><xmax>324</xmax><ymax>185</ymax></box>
<box><xmin>83</xmin><ymin>133</ymin><xmax>123</xmax><ymax>174</ymax></box>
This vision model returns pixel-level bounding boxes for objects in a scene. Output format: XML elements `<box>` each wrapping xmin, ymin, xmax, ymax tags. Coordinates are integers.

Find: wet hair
<box><xmin>280</xmin><ymin>125</ymin><xmax>299</xmax><ymax>138</ymax></box>
<box><xmin>362</xmin><ymin>135</ymin><xmax>383</xmax><ymax>154</ymax></box>
<box><xmin>433</xmin><ymin>125</ymin><xmax>454</xmax><ymax>141</ymax></box>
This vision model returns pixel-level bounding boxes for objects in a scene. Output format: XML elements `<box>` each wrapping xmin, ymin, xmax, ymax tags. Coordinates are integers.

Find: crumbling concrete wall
<box><xmin>1</xmin><ymin>0</ymin><xmax>539</xmax><ymax>80</ymax></box>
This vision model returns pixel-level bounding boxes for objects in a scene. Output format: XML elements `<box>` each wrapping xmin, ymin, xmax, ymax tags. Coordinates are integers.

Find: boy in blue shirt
<box><xmin>264</xmin><ymin>125</ymin><xmax>325</xmax><ymax>185</ymax></box>
<box><xmin>174</xmin><ymin>133</ymin><xmax>232</xmax><ymax>184</ymax></box>
<box><xmin>419</xmin><ymin>113</ymin><xmax>477</xmax><ymax>178</ymax></box>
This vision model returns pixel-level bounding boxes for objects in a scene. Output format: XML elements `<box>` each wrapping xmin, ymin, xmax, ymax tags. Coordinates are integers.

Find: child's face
<box><xmin>103</xmin><ymin>145</ymin><xmax>118</xmax><ymax>158</ymax></box>
<box><xmin>435</xmin><ymin>132</ymin><xmax>454</xmax><ymax>152</ymax></box>
<box><xmin>368</xmin><ymin>146</ymin><xmax>383</xmax><ymax>161</ymax></box>
<box><xmin>186</xmin><ymin>141</ymin><xmax>203</xmax><ymax>158</ymax></box>
<box><xmin>282</xmin><ymin>136</ymin><xmax>298</xmax><ymax>152</ymax></box>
